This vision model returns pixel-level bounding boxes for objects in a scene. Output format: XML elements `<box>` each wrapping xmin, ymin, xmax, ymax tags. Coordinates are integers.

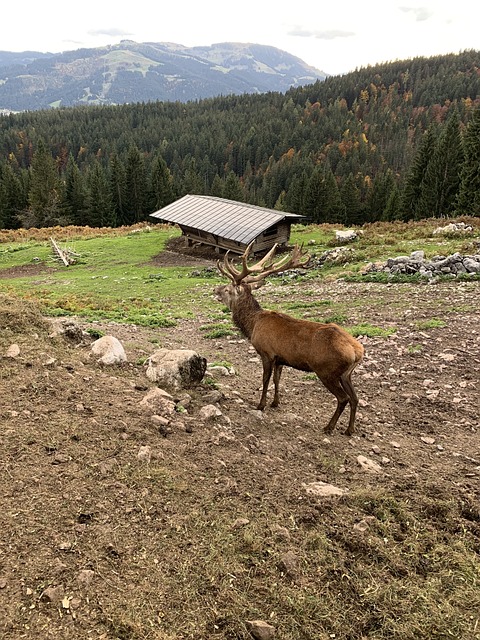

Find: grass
<box><xmin>0</xmin><ymin>225</ymin><xmax>223</xmax><ymax>325</ymax></box>
<box><xmin>415</xmin><ymin>318</ymin><xmax>447</xmax><ymax>330</ymax></box>
<box><xmin>1</xmin><ymin>218</ymin><xmax>478</xmax><ymax>327</ymax></box>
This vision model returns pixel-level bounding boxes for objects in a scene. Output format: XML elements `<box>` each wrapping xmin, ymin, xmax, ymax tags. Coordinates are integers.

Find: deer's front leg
<box><xmin>271</xmin><ymin>362</ymin><xmax>283</xmax><ymax>407</ymax></box>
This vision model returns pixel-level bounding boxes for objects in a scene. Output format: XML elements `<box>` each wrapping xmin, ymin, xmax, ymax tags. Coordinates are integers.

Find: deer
<box><xmin>214</xmin><ymin>242</ymin><xmax>365</xmax><ymax>435</ymax></box>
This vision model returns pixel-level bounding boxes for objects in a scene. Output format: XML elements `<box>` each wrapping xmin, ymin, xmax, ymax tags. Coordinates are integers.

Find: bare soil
<box><xmin>0</xmin><ymin>246</ymin><xmax>479</xmax><ymax>639</ymax></box>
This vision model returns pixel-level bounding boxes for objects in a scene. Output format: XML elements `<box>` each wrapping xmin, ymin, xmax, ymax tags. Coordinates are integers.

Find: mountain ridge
<box><xmin>0</xmin><ymin>40</ymin><xmax>328</xmax><ymax>112</ymax></box>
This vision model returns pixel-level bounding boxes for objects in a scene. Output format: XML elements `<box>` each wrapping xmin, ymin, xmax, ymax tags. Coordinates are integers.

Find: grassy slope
<box><xmin>1</xmin><ymin>218</ymin><xmax>478</xmax><ymax>328</ymax></box>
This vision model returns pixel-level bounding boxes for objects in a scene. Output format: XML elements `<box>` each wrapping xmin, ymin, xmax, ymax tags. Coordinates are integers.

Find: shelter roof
<box><xmin>150</xmin><ymin>195</ymin><xmax>303</xmax><ymax>244</ymax></box>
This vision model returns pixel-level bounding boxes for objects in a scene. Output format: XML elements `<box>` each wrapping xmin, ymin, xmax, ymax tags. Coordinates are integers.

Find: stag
<box><xmin>214</xmin><ymin>242</ymin><xmax>364</xmax><ymax>435</ymax></box>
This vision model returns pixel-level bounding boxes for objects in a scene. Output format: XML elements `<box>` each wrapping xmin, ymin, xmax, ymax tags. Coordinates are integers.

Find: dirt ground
<box><xmin>0</xmin><ymin>243</ymin><xmax>479</xmax><ymax>639</ymax></box>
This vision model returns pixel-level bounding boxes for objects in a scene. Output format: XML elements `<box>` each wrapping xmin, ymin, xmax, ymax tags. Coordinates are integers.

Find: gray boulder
<box><xmin>146</xmin><ymin>349</ymin><xmax>207</xmax><ymax>389</ymax></box>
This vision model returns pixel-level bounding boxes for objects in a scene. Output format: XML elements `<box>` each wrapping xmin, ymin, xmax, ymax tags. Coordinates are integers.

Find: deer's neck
<box><xmin>231</xmin><ymin>287</ymin><xmax>262</xmax><ymax>339</ymax></box>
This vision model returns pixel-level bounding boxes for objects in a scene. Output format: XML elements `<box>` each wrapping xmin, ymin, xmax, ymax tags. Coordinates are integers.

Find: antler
<box><xmin>217</xmin><ymin>242</ymin><xmax>310</xmax><ymax>285</ymax></box>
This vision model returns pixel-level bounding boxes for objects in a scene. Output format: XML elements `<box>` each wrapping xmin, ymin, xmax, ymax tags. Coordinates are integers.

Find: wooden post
<box><xmin>50</xmin><ymin>237</ymin><xmax>71</xmax><ymax>266</ymax></box>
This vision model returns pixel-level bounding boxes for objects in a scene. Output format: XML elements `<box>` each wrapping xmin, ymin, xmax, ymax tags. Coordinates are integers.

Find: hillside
<box><xmin>0</xmin><ymin>51</ymin><xmax>478</xmax><ymax>232</ymax></box>
<box><xmin>0</xmin><ymin>221</ymin><xmax>479</xmax><ymax>639</ymax></box>
<box><xmin>0</xmin><ymin>41</ymin><xmax>327</xmax><ymax>111</ymax></box>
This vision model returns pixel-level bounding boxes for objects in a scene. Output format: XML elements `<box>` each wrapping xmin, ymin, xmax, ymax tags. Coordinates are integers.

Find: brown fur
<box><xmin>215</xmin><ymin>282</ymin><xmax>364</xmax><ymax>435</ymax></box>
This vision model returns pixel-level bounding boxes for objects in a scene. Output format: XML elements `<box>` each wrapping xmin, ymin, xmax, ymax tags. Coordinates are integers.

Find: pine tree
<box><xmin>110</xmin><ymin>153</ymin><xmax>127</xmax><ymax>226</ymax></box>
<box><xmin>27</xmin><ymin>139</ymin><xmax>62</xmax><ymax>228</ymax></box>
<box><xmin>285</xmin><ymin>170</ymin><xmax>309</xmax><ymax>215</ymax></box>
<box><xmin>0</xmin><ymin>162</ymin><xmax>24</xmax><ymax>229</ymax></box>
<box><xmin>304</xmin><ymin>165</ymin><xmax>344</xmax><ymax>223</ymax></box>
<box><xmin>401</xmin><ymin>125</ymin><xmax>437</xmax><ymax>220</ymax></box>
<box><xmin>455</xmin><ymin>108</ymin><xmax>480</xmax><ymax>217</ymax></box>
<box><xmin>149</xmin><ymin>154</ymin><xmax>175</xmax><ymax>212</ymax></box>
<box><xmin>304</xmin><ymin>166</ymin><xmax>327</xmax><ymax>222</ymax></box>
<box><xmin>86</xmin><ymin>161</ymin><xmax>114</xmax><ymax>227</ymax></box>
<box><xmin>223</xmin><ymin>171</ymin><xmax>244</xmax><ymax>201</ymax></box>
<box><xmin>209</xmin><ymin>174</ymin><xmax>224</xmax><ymax>198</ymax></box>
<box><xmin>340</xmin><ymin>173</ymin><xmax>364</xmax><ymax>225</ymax></box>
<box><xmin>416</xmin><ymin>109</ymin><xmax>464</xmax><ymax>218</ymax></box>
<box><xmin>125</xmin><ymin>145</ymin><xmax>148</xmax><ymax>224</ymax></box>
<box><xmin>323</xmin><ymin>167</ymin><xmax>345</xmax><ymax>223</ymax></box>
<box><xmin>366</xmin><ymin>170</ymin><xmax>396</xmax><ymax>222</ymax></box>
<box><xmin>63</xmin><ymin>154</ymin><xmax>86</xmax><ymax>225</ymax></box>
<box><xmin>384</xmin><ymin>184</ymin><xmax>402</xmax><ymax>221</ymax></box>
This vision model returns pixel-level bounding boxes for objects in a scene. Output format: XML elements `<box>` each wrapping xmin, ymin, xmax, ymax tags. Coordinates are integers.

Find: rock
<box><xmin>232</xmin><ymin>518</ymin><xmax>250</xmax><ymax>529</ymax></box>
<box><xmin>421</xmin><ymin>436</ymin><xmax>436</xmax><ymax>445</ymax></box>
<box><xmin>433</xmin><ymin>222</ymin><xmax>473</xmax><ymax>236</ymax></box>
<box><xmin>207</xmin><ymin>364</ymin><xmax>233</xmax><ymax>376</ymax></box>
<box><xmin>41</xmin><ymin>585</ymin><xmax>64</xmax><ymax>603</ymax></box>
<box><xmin>91</xmin><ymin>335</ymin><xmax>127</xmax><ymax>365</ymax></box>
<box><xmin>271</xmin><ymin>525</ymin><xmax>291</xmax><ymax>541</ymax></box>
<box><xmin>140</xmin><ymin>388</ymin><xmax>175</xmax><ymax>415</ymax></box>
<box><xmin>49</xmin><ymin>318</ymin><xmax>85</xmax><ymax>342</ymax></box>
<box><xmin>354</xmin><ymin>518</ymin><xmax>373</xmax><ymax>532</ymax></box>
<box><xmin>363</xmin><ymin>249</ymin><xmax>480</xmax><ymax>279</ymax></box>
<box><xmin>279</xmin><ymin>550</ymin><xmax>299</xmax><ymax>578</ymax></box>
<box><xmin>5</xmin><ymin>344</ymin><xmax>20</xmax><ymax>358</ymax></box>
<box><xmin>357</xmin><ymin>455</ymin><xmax>382</xmax><ymax>473</ymax></box>
<box><xmin>137</xmin><ymin>446</ymin><xmax>152</xmax><ymax>462</ymax></box>
<box><xmin>335</xmin><ymin>229</ymin><xmax>359</xmax><ymax>243</ymax></box>
<box><xmin>76</xmin><ymin>569</ymin><xmax>95</xmax><ymax>586</ymax></box>
<box><xmin>246</xmin><ymin>620</ymin><xmax>276</xmax><ymax>640</ymax></box>
<box><xmin>198</xmin><ymin>404</ymin><xmax>222</xmax><ymax>420</ymax></box>
<box><xmin>146</xmin><ymin>349</ymin><xmax>206</xmax><ymax>389</ymax></box>
<box><xmin>463</xmin><ymin>257</ymin><xmax>480</xmax><ymax>273</ymax></box>
<box><xmin>302</xmin><ymin>481</ymin><xmax>347</xmax><ymax>497</ymax></box>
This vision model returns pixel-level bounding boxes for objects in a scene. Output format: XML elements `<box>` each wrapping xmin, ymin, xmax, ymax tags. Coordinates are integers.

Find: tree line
<box><xmin>0</xmin><ymin>50</ymin><xmax>479</xmax><ymax>230</ymax></box>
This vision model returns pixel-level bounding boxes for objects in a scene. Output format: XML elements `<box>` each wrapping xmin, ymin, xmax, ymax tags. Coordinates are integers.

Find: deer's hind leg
<box><xmin>340</xmin><ymin>371</ymin><xmax>359</xmax><ymax>436</ymax></box>
<box><xmin>318</xmin><ymin>376</ymin><xmax>349</xmax><ymax>434</ymax></box>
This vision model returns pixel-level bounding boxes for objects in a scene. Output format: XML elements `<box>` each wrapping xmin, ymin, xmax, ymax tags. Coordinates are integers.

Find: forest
<box><xmin>0</xmin><ymin>49</ymin><xmax>479</xmax><ymax>230</ymax></box>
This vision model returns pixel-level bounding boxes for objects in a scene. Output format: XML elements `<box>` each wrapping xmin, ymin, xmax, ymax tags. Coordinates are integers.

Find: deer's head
<box><xmin>214</xmin><ymin>242</ymin><xmax>310</xmax><ymax>310</ymax></box>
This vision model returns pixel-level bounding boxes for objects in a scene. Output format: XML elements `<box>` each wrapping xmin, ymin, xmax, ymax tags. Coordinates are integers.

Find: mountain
<box><xmin>0</xmin><ymin>41</ymin><xmax>328</xmax><ymax>112</ymax></box>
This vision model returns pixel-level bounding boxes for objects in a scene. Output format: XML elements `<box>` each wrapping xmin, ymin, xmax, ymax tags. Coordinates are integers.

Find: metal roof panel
<box><xmin>150</xmin><ymin>195</ymin><xmax>303</xmax><ymax>243</ymax></box>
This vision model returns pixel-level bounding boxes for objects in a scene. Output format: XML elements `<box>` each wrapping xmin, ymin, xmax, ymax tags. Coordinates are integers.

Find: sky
<box><xmin>2</xmin><ymin>0</ymin><xmax>479</xmax><ymax>76</ymax></box>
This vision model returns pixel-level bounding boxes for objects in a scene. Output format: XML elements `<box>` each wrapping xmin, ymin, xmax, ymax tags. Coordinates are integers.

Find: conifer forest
<box><xmin>0</xmin><ymin>50</ymin><xmax>479</xmax><ymax>230</ymax></box>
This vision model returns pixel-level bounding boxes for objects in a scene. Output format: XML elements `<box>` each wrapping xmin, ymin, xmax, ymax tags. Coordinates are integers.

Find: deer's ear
<box><xmin>249</xmin><ymin>281</ymin><xmax>265</xmax><ymax>290</ymax></box>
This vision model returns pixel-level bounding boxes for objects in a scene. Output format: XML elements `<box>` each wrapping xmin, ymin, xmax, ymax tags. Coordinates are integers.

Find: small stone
<box><xmin>279</xmin><ymin>550</ymin><xmax>299</xmax><ymax>578</ymax></box>
<box><xmin>302</xmin><ymin>481</ymin><xmax>347</xmax><ymax>497</ymax></box>
<box><xmin>199</xmin><ymin>404</ymin><xmax>222</xmax><ymax>420</ymax></box>
<box><xmin>77</xmin><ymin>570</ymin><xmax>95</xmax><ymax>586</ymax></box>
<box><xmin>353</xmin><ymin>519</ymin><xmax>371</xmax><ymax>532</ymax></box>
<box><xmin>271</xmin><ymin>525</ymin><xmax>290</xmax><ymax>541</ymax></box>
<box><xmin>137</xmin><ymin>446</ymin><xmax>152</xmax><ymax>462</ymax></box>
<box><xmin>52</xmin><ymin>453</ymin><xmax>70</xmax><ymax>465</ymax></box>
<box><xmin>246</xmin><ymin>619</ymin><xmax>276</xmax><ymax>640</ymax></box>
<box><xmin>41</xmin><ymin>585</ymin><xmax>64</xmax><ymax>603</ymax></box>
<box><xmin>421</xmin><ymin>436</ymin><xmax>436</xmax><ymax>445</ymax></box>
<box><xmin>232</xmin><ymin>518</ymin><xmax>250</xmax><ymax>529</ymax></box>
<box><xmin>5</xmin><ymin>344</ymin><xmax>20</xmax><ymax>358</ymax></box>
<box><xmin>357</xmin><ymin>455</ymin><xmax>382</xmax><ymax>474</ymax></box>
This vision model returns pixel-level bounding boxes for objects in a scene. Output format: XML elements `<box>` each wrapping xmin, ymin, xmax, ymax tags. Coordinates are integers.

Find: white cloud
<box><xmin>399</xmin><ymin>6</ymin><xmax>435</xmax><ymax>21</ymax></box>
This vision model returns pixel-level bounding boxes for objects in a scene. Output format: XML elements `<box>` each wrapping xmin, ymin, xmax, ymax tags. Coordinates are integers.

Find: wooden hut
<box><xmin>149</xmin><ymin>194</ymin><xmax>304</xmax><ymax>254</ymax></box>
